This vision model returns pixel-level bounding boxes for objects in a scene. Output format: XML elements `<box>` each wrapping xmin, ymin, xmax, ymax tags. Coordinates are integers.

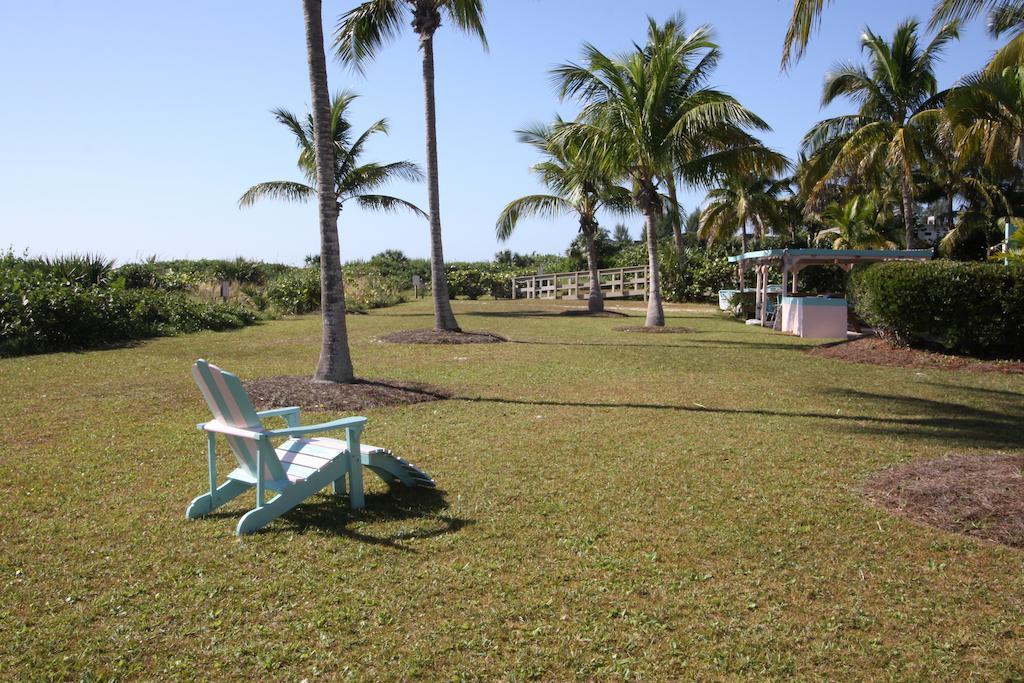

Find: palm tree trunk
<box><xmin>667</xmin><ymin>176</ymin><xmax>685</xmax><ymax>262</ymax></box>
<box><xmin>639</xmin><ymin>182</ymin><xmax>665</xmax><ymax>327</ymax></box>
<box><xmin>900</xmin><ymin>169</ymin><xmax>915</xmax><ymax>249</ymax></box>
<box><xmin>303</xmin><ymin>0</ymin><xmax>354</xmax><ymax>383</ymax></box>
<box><xmin>582</xmin><ymin>220</ymin><xmax>604</xmax><ymax>313</ymax></box>
<box><xmin>419</xmin><ymin>31</ymin><xmax>460</xmax><ymax>332</ymax></box>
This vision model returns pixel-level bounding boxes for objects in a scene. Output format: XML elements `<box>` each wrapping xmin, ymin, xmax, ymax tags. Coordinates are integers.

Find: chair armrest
<box><xmin>267</xmin><ymin>416</ymin><xmax>367</xmax><ymax>439</ymax></box>
<box><xmin>257</xmin><ymin>406</ymin><xmax>301</xmax><ymax>420</ymax></box>
<box><xmin>257</xmin><ymin>406</ymin><xmax>301</xmax><ymax>428</ymax></box>
<box><xmin>198</xmin><ymin>420</ymin><xmax>268</xmax><ymax>440</ymax></box>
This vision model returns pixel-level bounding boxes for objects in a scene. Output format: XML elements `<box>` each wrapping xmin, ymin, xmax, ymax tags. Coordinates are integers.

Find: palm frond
<box><xmin>238</xmin><ymin>181</ymin><xmax>315</xmax><ymax>208</ymax></box>
<box><xmin>354</xmin><ymin>194</ymin><xmax>428</xmax><ymax>218</ymax></box>
<box><xmin>782</xmin><ymin>0</ymin><xmax>833</xmax><ymax>70</ymax></box>
<box><xmin>495</xmin><ymin>195</ymin><xmax>572</xmax><ymax>241</ymax></box>
<box><xmin>441</xmin><ymin>0</ymin><xmax>488</xmax><ymax>49</ymax></box>
<box><xmin>333</xmin><ymin>0</ymin><xmax>406</xmax><ymax>72</ymax></box>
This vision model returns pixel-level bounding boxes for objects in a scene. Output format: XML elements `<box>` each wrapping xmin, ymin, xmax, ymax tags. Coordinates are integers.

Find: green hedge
<box><xmin>0</xmin><ymin>268</ymin><xmax>260</xmax><ymax>356</ymax></box>
<box><xmin>851</xmin><ymin>261</ymin><xmax>1024</xmax><ymax>357</ymax></box>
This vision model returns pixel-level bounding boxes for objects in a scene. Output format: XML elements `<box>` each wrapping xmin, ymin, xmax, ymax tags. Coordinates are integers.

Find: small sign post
<box><xmin>412</xmin><ymin>274</ymin><xmax>423</xmax><ymax>299</ymax></box>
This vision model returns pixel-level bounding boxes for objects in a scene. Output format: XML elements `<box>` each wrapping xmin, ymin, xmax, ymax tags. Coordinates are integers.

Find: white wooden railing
<box><xmin>511</xmin><ymin>265</ymin><xmax>649</xmax><ymax>300</ymax></box>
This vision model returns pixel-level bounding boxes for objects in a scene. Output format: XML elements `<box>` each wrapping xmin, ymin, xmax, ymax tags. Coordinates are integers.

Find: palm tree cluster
<box><xmin>499</xmin><ymin>15</ymin><xmax>786</xmax><ymax>326</ymax></box>
<box><xmin>704</xmin><ymin>5</ymin><xmax>1024</xmax><ymax>266</ymax></box>
<box><xmin>249</xmin><ymin>0</ymin><xmax>487</xmax><ymax>383</ymax></box>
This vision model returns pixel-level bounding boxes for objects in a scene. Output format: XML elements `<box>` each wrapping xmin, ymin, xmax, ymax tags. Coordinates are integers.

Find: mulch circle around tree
<box><xmin>243</xmin><ymin>376</ymin><xmax>449</xmax><ymax>412</ymax></box>
<box><xmin>558</xmin><ymin>309</ymin><xmax>629</xmax><ymax>318</ymax></box>
<box><xmin>377</xmin><ymin>329</ymin><xmax>508</xmax><ymax>345</ymax></box>
<box><xmin>809</xmin><ymin>336</ymin><xmax>1024</xmax><ymax>374</ymax></box>
<box><xmin>863</xmin><ymin>454</ymin><xmax>1024</xmax><ymax>549</ymax></box>
<box><xmin>615</xmin><ymin>325</ymin><xmax>695</xmax><ymax>333</ymax></box>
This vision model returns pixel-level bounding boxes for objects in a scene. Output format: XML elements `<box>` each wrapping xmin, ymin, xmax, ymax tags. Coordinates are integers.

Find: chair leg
<box><xmin>235</xmin><ymin>461</ymin><xmax>350</xmax><ymax>535</ymax></box>
<box><xmin>186</xmin><ymin>479</ymin><xmax>251</xmax><ymax>519</ymax></box>
<box><xmin>332</xmin><ymin>472</ymin><xmax>346</xmax><ymax>496</ymax></box>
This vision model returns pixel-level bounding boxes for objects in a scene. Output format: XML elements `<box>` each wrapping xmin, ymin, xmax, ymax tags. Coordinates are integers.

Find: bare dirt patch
<box><xmin>809</xmin><ymin>336</ymin><xmax>1024</xmax><ymax>374</ymax></box>
<box><xmin>559</xmin><ymin>309</ymin><xmax>629</xmax><ymax>318</ymax></box>
<box><xmin>615</xmin><ymin>325</ymin><xmax>695</xmax><ymax>334</ymax></box>
<box><xmin>864</xmin><ymin>454</ymin><xmax>1024</xmax><ymax>549</ymax></box>
<box><xmin>243</xmin><ymin>376</ymin><xmax>449</xmax><ymax>412</ymax></box>
<box><xmin>377</xmin><ymin>329</ymin><xmax>508</xmax><ymax>345</ymax></box>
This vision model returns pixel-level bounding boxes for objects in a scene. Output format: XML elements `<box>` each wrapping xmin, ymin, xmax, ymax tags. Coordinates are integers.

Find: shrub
<box><xmin>266</xmin><ymin>268</ymin><xmax>321</xmax><ymax>315</ymax></box>
<box><xmin>115</xmin><ymin>263</ymin><xmax>196</xmax><ymax>292</ymax></box>
<box><xmin>727</xmin><ymin>291</ymin><xmax>755</xmax><ymax>318</ymax></box>
<box><xmin>445</xmin><ymin>264</ymin><xmax>531</xmax><ymax>299</ymax></box>
<box><xmin>0</xmin><ymin>266</ymin><xmax>260</xmax><ymax>356</ymax></box>
<box><xmin>851</xmin><ymin>261</ymin><xmax>1024</xmax><ymax>357</ymax></box>
<box><xmin>608</xmin><ymin>240</ymin><xmax>736</xmax><ymax>302</ymax></box>
<box><xmin>346</xmin><ymin>272</ymin><xmax>404</xmax><ymax>311</ymax></box>
<box><xmin>266</xmin><ymin>268</ymin><xmax>405</xmax><ymax>314</ymax></box>
<box><xmin>446</xmin><ymin>266</ymin><xmax>489</xmax><ymax>300</ymax></box>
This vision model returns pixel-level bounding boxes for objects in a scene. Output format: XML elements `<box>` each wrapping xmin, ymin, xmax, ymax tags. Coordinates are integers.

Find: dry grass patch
<box><xmin>377</xmin><ymin>329</ymin><xmax>508</xmax><ymax>344</ymax></box>
<box><xmin>615</xmin><ymin>325</ymin><xmax>695</xmax><ymax>333</ymax></box>
<box><xmin>810</xmin><ymin>336</ymin><xmax>1024</xmax><ymax>373</ymax></box>
<box><xmin>243</xmin><ymin>376</ymin><xmax>449</xmax><ymax>412</ymax></box>
<box><xmin>557</xmin><ymin>309</ymin><xmax>629</xmax><ymax>318</ymax></box>
<box><xmin>864</xmin><ymin>454</ymin><xmax>1024</xmax><ymax>549</ymax></box>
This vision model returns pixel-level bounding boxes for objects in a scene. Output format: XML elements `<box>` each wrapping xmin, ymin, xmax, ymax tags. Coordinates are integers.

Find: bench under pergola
<box><xmin>727</xmin><ymin>248</ymin><xmax>933</xmax><ymax>334</ymax></box>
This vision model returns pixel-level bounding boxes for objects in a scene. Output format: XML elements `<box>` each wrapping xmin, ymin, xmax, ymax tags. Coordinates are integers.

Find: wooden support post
<box><xmin>347</xmin><ymin>425</ymin><xmax>364</xmax><ymax>510</ymax></box>
<box><xmin>754</xmin><ymin>265</ymin><xmax>763</xmax><ymax>320</ymax></box>
<box><xmin>760</xmin><ymin>266</ymin><xmax>768</xmax><ymax>326</ymax></box>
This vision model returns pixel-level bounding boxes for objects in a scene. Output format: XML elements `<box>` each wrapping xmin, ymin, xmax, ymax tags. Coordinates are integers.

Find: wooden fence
<box><xmin>511</xmin><ymin>265</ymin><xmax>649</xmax><ymax>300</ymax></box>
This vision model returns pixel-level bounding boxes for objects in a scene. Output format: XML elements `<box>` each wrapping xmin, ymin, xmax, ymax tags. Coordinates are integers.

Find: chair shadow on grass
<box><xmin>265</xmin><ymin>484</ymin><xmax>470</xmax><ymax>551</ymax></box>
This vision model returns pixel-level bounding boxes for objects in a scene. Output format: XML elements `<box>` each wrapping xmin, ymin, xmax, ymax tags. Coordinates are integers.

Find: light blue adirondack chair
<box><xmin>186</xmin><ymin>359</ymin><xmax>435</xmax><ymax>535</ymax></box>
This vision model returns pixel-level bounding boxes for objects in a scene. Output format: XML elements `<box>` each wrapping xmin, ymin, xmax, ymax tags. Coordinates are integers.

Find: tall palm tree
<box><xmin>554</xmin><ymin>15</ymin><xmax>781</xmax><ymax>327</ymax></box>
<box><xmin>697</xmin><ymin>173</ymin><xmax>788</xmax><ymax>250</ymax></box>
<box><xmin>300</xmin><ymin>0</ymin><xmax>352</xmax><ymax>383</ymax></box>
<box><xmin>496</xmin><ymin>121</ymin><xmax>633</xmax><ymax>313</ymax></box>
<box><xmin>335</xmin><ymin>0</ymin><xmax>487</xmax><ymax>333</ymax></box>
<box><xmin>239</xmin><ymin>92</ymin><xmax>425</xmax><ymax>218</ymax></box>
<box><xmin>802</xmin><ymin>19</ymin><xmax>960</xmax><ymax>249</ymax></box>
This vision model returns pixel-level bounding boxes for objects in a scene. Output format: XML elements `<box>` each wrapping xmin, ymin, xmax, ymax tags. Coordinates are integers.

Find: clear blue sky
<box><xmin>0</xmin><ymin>1</ymin><xmax>999</xmax><ymax>266</ymax></box>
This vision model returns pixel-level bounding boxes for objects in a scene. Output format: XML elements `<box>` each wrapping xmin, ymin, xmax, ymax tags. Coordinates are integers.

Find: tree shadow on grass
<box><xmin>508</xmin><ymin>338</ymin><xmax>804</xmax><ymax>352</ymax></box>
<box><xmin>820</xmin><ymin>387</ymin><xmax>1023</xmax><ymax>451</ymax></box>
<box><xmin>459</xmin><ymin>310</ymin><xmax>561</xmax><ymax>319</ymax></box>
<box><xmin>450</xmin><ymin>388</ymin><xmax>1023</xmax><ymax>451</ymax></box>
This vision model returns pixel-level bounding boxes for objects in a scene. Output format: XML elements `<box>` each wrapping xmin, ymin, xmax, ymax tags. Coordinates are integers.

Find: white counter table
<box><xmin>781</xmin><ymin>296</ymin><xmax>848</xmax><ymax>339</ymax></box>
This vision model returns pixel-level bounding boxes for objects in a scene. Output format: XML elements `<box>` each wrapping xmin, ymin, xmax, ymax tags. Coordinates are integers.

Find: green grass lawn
<box><xmin>2</xmin><ymin>298</ymin><xmax>1022</xmax><ymax>680</ymax></box>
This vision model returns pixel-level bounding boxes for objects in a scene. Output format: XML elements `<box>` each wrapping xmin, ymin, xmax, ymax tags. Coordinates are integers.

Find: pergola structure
<box><xmin>727</xmin><ymin>248</ymin><xmax>933</xmax><ymax>328</ymax></box>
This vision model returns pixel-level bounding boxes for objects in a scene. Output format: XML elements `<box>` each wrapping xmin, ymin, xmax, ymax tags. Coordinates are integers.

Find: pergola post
<box><xmin>759</xmin><ymin>265</ymin><xmax>768</xmax><ymax>326</ymax></box>
<box><xmin>753</xmin><ymin>265</ymin><xmax>762</xmax><ymax>320</ymax></box>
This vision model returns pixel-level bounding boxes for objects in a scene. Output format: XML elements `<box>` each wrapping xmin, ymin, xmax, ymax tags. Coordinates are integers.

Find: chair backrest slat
<box><xmin>192</xmin><ymin>359</ymin><xmax>287</xmax><ymax>483</ymax></box>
